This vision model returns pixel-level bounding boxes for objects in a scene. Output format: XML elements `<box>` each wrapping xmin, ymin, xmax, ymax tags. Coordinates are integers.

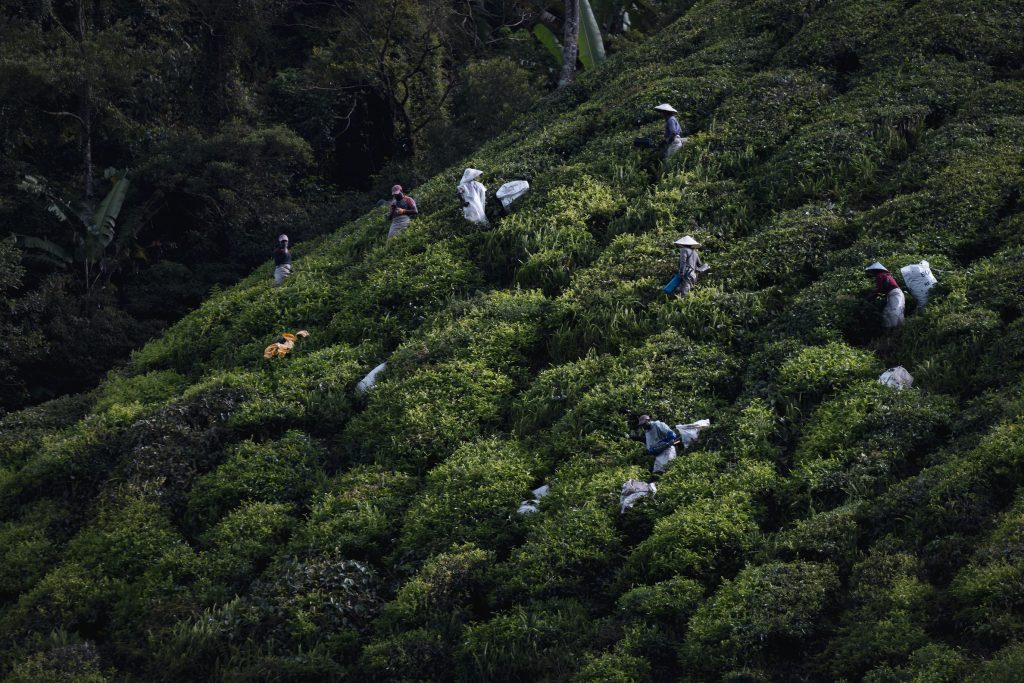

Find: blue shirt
<box><xmin>644</xmin><ymin>420</ymin><xmax>677</xmax><ymax>454</ymax></box>
<box><xmin>665</xmin><ymin>115</ymin><xmax>682</xmax><ymax>141</ymax></box>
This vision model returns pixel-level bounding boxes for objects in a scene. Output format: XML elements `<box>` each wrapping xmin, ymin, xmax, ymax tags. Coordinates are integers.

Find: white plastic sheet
<box><xmin>517</xmin><ymin>483</ymin><xmax>551</xmax><ymax>515</ymax></box>
<box><xmin>674</xmin><ymin>419</ymin><xmax>711</xmax><ymax>449</ymax></box>
<box><xmin>879</xmin><ymin>366</ymin><xmax>914</xmax><ymax>390</ymax></box>
<box><xmin>496</xmin><ymin>180</ymin><xmax>529</xmax><ymax>209</ymax></box>
<box><xmin>458</xmin><ymin>168</ymin><xmax>488</xmax><ymax>224</ymax></box>
<box><xmin>620</xmin><ymin>479</ymin><xmax>657</xmax><ymax>513</ymax></box>
<box><xmin>900</xmin><ymin>261</ymin><xmax>938</xmax><ymax>307</ymax></box>
<box><xmin>652</xmin><ymin>445</ymin><xmax>677</xmax><ymax>474</ymax></box>
<box><xmin>355</xmin><ymin>362</ymin><xmax>387</xmax><ymax>395</ymax></box>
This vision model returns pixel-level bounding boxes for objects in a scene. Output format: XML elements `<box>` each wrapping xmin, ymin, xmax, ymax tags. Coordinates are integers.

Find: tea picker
<box><xmin>653</xmin><ymin>103</ymin><xmax>688</xmax><ymax>159</ymax></box>
<box><xmin>865</xmin><ymin>262</ymin><xmax>906</xmax><ymax>329</ymax></box>
<box><xmin>387</xmin><ymin>184</ymin><xmax>418</xmax><ymax>238</ymax></box>
<box><xmin>638</xmin><ymin>414</ymin><xmax>678</xmax><ymax>474</ymax></box>
<box><xmin>457</xmin><ymin>168</ymin><xmax>488</xmax><ymax>225</ymax></box>
<box><xmin>664</xmin><ymin>235</ymin><xmax>709</xmax><ymax>296</ymax></box>
<box><xmin>273</xmin><ymin>234</ymin><xmax>292</xmax><ymax>285</ymax></box>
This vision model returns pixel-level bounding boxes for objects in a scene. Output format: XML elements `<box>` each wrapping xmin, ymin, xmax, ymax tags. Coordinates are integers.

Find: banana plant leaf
<box><xmin>14</xmin><ymin>234</ymin><xmax>73</xmax><ymax>266</ymax></box>
<box><xmin>532</xmin><ymin>23</ymin><xmax>563</xmax><ymax>64</ymax></box>
<box><xmin>90</xmin><ymin>172</ymin><xmax>130</xmax><ymax>249</ymax></box>
<box><xmin>578</xmin><ymin>0</ymin><xmax>606</xmax><ymax>71</ymax></box>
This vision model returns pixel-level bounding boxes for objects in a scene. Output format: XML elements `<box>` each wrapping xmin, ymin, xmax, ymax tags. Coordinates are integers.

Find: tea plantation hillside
<box><xmin>3</xmin><ymin>1</ymin><xmax>1024</xmax><ymax>680</ymax></box>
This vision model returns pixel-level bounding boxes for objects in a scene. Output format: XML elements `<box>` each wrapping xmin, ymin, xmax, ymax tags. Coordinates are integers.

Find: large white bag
<box><xmin>900</xmin><ymin>261</ymin><xmax>938</xmax><ymax>307</ymax></box>
<box><xmin>517</xmin><ymin>483</ymin><xmax>551</xmax><ymax>514</ymax></box>
<box><xmin>674</xmin><ymin>419</ymin><xmax>711</xmax><ymax>449</ymax></box>
<box><xmin>496</xmin><ymin>180</ymin><xmax>529</xmax><ymax>209</ymax></box>
<box><xmin>620</xmin><ymin>479</ymin><xmax>656</xmax><ymax>513</ymax></box>
<box><xmin>878</xmin><ymin>366</ymin><xmax>914</xmax><ymax>390</ymax></box>
<box><xmin>458</xmin><ymin>168</ymin><xmax>488</xmax><ymax>224</ymax></box>
<box><xmin>355</xmin><ymin>362</ymin><xmax>387</xmax><ymax>395</ymax></box>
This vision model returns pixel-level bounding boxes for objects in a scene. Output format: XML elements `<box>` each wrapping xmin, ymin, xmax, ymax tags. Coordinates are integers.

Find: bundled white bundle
<box><xmin>900</xmin><ymin>261</ymin><xmax>938</xmax><ymax>307</ymax></box>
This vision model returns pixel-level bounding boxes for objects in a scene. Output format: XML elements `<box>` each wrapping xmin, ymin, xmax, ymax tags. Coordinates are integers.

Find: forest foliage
<box><xmin>2</xmin><ymin>0</ymin><xmax>1024</xmax><ymax>681</ymax></box>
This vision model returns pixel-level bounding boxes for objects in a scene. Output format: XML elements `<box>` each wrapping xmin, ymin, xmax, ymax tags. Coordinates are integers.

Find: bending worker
<box><xmin>273</xmin><ymin>234</ymin><xmax>291</xmax><ymax>285</ymax></box>
<box><xmin>387</xmin><ymin>184</ymin><xmax>418</xmax><ymax>238</ymax></box>
<box><xmin>638</xmin><ymin>414</ymin><xmax>678</xmax><ymax>474</ymax></box>
<box><xmin>865</xmin><ymin>261</ymin><xmax>905</xmax><ymax>329</ymax></box>
<box><xmin>457</xmin><ymin>168</ymin><xmax>488</xmax><ymax>225</ymax></box>
<box><xmin>654</xmin><ymin>103</ymin><xmax>687</xmax><ymax>158</ymax></box>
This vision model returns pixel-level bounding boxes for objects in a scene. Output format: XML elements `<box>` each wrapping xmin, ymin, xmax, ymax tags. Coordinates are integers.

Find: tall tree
<box><xmin>558</xmin><ymin>0</ymin><xmax>579</xmax><ymax>89</ymax></box>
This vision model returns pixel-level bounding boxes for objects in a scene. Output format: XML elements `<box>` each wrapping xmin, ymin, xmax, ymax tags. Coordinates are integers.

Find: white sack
<box><xmin>620</xmin><ymin>479</ymin><xmax>657</xmax><ymax>514</ymax></box>
<box><xmin>496</xmin><ymin>180</ymin><xmax>529</xmax><ymax>209</ymax></box>
<box><xmin>674</xmin><ymin>419</ymin><xmax>711</xmax><ymax>449</ymax></box>
<box><xmin>355</xmin><ymin>362</ymin><xmax>387</xmax><ymax>395</ymax></box>
<box><xmin>517</xmin><ymin>483</ymin><xmax>551</xmax><ymax>515</ymax></box>
<box><xmin>879</xmin><ymin>366</ymin><xmax>914</xmax><ymax>390</ymax></box>
<box><xmin>458</xmin><ymin>168</ymin><xmax>488</xmax><ymax>224</ymax></box>
<box><xmin>900</xmin><ymin>261</ymin><xmax>938</xmax><ymax>307</ymax></box>
<box><xmin>652</xmin><ymin>445</ymin><xmax>677</xmax><ymax>474</ymax></box>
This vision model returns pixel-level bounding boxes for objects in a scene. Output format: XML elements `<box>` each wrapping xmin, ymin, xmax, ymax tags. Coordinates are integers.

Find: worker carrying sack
<box><xmin>457</xmin><ymin>168</ymin><xmax>488</xmax><ymax>224</ymax></box>
<box><xmin>496</xmin><ymin>180</ymin><xmax>529</xmax><ymax>210</ymax></box>
<box><xmin>900</xmin><ymin>261</ymin><xmax>938</xmax><ymax>308</ymax></box>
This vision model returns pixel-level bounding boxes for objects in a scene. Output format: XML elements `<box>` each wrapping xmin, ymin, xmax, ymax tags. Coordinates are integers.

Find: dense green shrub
<box><xmin>456</xmin><ymin>599</ymin><xmax>596</xmax><ymax>682</ymax></box>
<box><xmin>777</xmin><ymin>341</ymin><xmax>881</xmax><ymax>406</ymax></box>
<box><xmin>343</xmin><ymin>360</ymin><xmax>515</xmax><ymax>473</ymax></box>
<box><xmin>685</xmin><ymin>561</ymin><xmax>840</xmax><ymax>673</ymax></box>
<box><xmin>293</xmin><ymin>466</ymin><xmax>417</xmax><ymax>561</ymax></box>
<box><xmin>91</xmin><ymin>370</ymin><xmax>187</xmax><ymax>415</ymax></box>
<box><xmin>399</xmin><ymin>438</ymin><xmax>534</xmax><ymax>557</ymax></box>
<box><xmin>948</xmin><ymin>493</ymin><xmax>1024</xmax><ymax>644</ymax></box>
<box><xmin>498</xmin><ymin>503</ymin><xmax>622</xmax><ymax>601</ymax></box>
<box><xmin>186</xmin><ymin>430</ymin><xmax>324</xmax><ymax>529</ymax></box>
<box><xmin>624</xmin><ymin>492</ymin><xmax>757</xmax><ymax>583</ymax></box>
<box><xmin>196</xmin><ymin>501</ymin><xmax>295</xmax><ymax>603</ymax></box>
<box><xmin>819</xmin><ymin>550</ymin><xmax>933</xmax><ymax>679</ymax></box>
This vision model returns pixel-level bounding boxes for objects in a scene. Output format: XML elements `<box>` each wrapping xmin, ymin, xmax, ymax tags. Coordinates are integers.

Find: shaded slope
<box><xmin>2</xmin><ymin>0</ymin><xmax>1024</xmax><ymax>680</ymax></box>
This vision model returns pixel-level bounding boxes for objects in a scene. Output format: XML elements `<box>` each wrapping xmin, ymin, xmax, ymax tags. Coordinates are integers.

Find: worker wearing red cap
<box><xmin>387</xmin><ymin>184</ymin><xmax>418</xmax><ymax>238</ymax></box>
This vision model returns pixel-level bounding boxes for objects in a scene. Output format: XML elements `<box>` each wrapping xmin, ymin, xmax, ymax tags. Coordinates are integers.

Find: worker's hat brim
<box><xmin>673</xmin><ymin>235</ymin><xmax>701</xmax><ymax>246</ymax></box>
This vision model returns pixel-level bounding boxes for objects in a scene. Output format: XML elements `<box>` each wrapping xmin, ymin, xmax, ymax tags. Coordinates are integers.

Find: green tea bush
<box><xmin>226</xmin><ymin>343</ymin><xmax>364</xmax><ymax>434</ymax></box>
<box><xmin>0</xmin><ymin>501</ymin><xmax>62</xmax><ymax>599</ymax></box>
<box><xmin>343</xmin><ymin>360</ymin><xmax>515</xmax><ymax>473</ymax></box>
<box><xmin>713</xmin><ymin>204</ymin><xmax>850</xmax><ymax>293</ymax></box>
<box><xmin>819</xmin><ymin>550</ymin><xmax>933</xmax><ymax>679</ymax></box>
<box><xmin>399</xmin><ymin>438</ymin><xmax>534</xmax><ymax>557</ymax></box>
<box><xmin>196</xmin><ymin>501</ymin><xmax>295</xmax><ymax>603</ymax></box>
<box><xmin>968</xmin><ymin>247</ymin><xmax>1024</xmax><ymax>320</ymax></box>
<box><xmin>293</xmin><ymin>466</ymin><xmax>417</xmax><ymax>561</ymax></box>
<box><xmin>767</xmin><ymin>269</ymin><xmax>879</xmax><ymax>346</ymax></box>
<box><xmin>777</xmin><ymin>341</ymin><xmax>881</xmax><ymax>407</ymax></box>
<box><xmin>389</xmin><ymin>290</ymin><xmax>551</xmax><ymax>381</ymax></box>
<box><xmin>91</xmin><ymin>370</ymin><xmax>186</xmax><ymax>415</ymax></box>
<box><xmin>377</xmin><ymin>543</ymin><xmax>493</xmax><ymax>638</ymax></box>
<box><xmin>684</xmin><ymin>561</ymin><xmax>840</xmax><ymax>674</ymax></box>
<box><xmin>791</xmin><ymin>381</ymin><xmax>954</xmax><ymax>506</ymax></box>
<box><xmin>0</xmin><ymin>394</ymin><xmax>91</xmax><ymax>471</ymax></box>
<box><xmin>948</xmin><ymin>493</ymin><xmax>1024</xmax><ymax>644</ymax></box>
<box><xmin>456</xmin><ymin>598</ymin><xmax>596</xmax><ymax>682</ymax></box>
<box><xmin>616</xmin><ymin>575</ymin><xmax>704</xmax><ymax>628</ymax></box>
<box><xmin>771</xmin><ymin>503</ymin><xmax>861</xmax><ymax>569</ymax></box>
<box><xmin>862</xmin><ymin>643</ymin><xmax>969</xmax><ymax>683</ymax></box>
<box><xmin>186</xmin><ymin>430</ymin><xmax>324</xmax><ymax>529</ymax></box>
<box><xmin>498</xmin><ymin>502</ymin><xmax>622</xmax><ymax>601</ymax></box>
<box><xmin>624</xmin><ymin>492</ymin><xmax>758</xmax><ymax>583</ymax></box>
<box><xmin>970</xmin><ymin>642</ymin><xmax>1024</xmax><ymax>683</ymax></box>
<box><xmin>776</xmin><ymin>0</ymin><xmax>905</xmax><ymax>70</ymax></box>
<box><xmin>3</xmin><ymin>639</ymin><xmax>110</xmax><ymax>683</ymax></box>
<box><xmin>570</xmin><ymin>651</ymin><xmax>652</xmax><ymax>683</ymax></box>
<box><xmin>359</xmin><ymin>627</ymin><xmax>449</xmax><ymax>683</ymax></box>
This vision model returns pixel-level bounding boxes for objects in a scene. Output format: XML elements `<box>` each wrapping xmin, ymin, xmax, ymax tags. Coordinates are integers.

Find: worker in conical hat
<box><xmin>674</xmin><ymin>235</ymin><xmax>707</xmax><ymax>296</ymax></box>
<box><xmin>865</xmin><ymin>262</ymin><xmax>905</xmax><ymax>329</ymax></box>
<box><xmin>654</xmin><ymin>103</ymin><xmax>687</xmax><ymax>158</ymax></box>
